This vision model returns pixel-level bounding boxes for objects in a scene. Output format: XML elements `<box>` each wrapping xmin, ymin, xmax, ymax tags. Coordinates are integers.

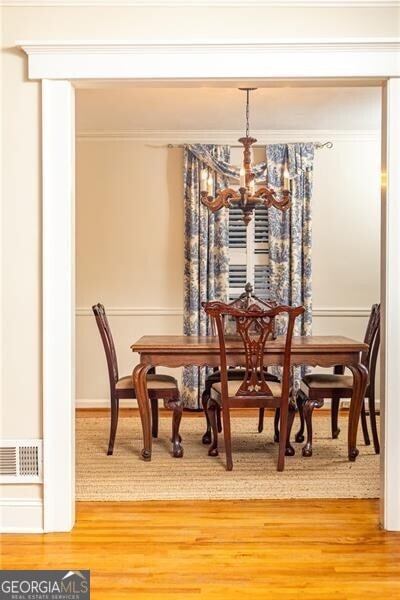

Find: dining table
<box><xmin>131</xmin><ymin>334</ymin><xmax>368</xmax><ymax>462</ymax></box>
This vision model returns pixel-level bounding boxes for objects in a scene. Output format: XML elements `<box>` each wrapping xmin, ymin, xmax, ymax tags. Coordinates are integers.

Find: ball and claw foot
<box><xmin>172</xmin><ymin>440</ymin><xmax>184</xmax><ymax>458</ymax></box>
<box><xmin>295</xmin><ymin>432</ymin><xmax>305</xmax><ymax>443</ymax></box>
<box><xmin>349</xmin><ymin>447</ymin><xmax>359</xmax><ymax>462</ymax></box>
<box><xmin>302</xmin><ymin>443</ymin><xmax>313</xmax><ymax>457</ymax></box>
<box><xmin>208</xmin><ymin>447</ymin><xmax>219</xmax><ymax>457</ymax></box>
<box><xmin>141</xmin><ymin>449</ymin><xmax>152</xmax><ymax>461</ymax></box>
<box><xmin>285</xmin><ymin>444</ymin><xmax>295</xmax><ymax>457</ymax></box>
<box><xmin>202</xmin><ymin>431</ymin><xmax>211</xmax><ymax>445</ymax></box>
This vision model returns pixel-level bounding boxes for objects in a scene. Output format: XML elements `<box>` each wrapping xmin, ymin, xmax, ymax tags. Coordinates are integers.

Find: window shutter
<box><xmin>228</xmin><ymin>206</ymin><xmax>246</xmax><ymax>248</ymax></box>
<box><xmin>228</xmin><ymin>204</ymin><xmax>271</xmax><ymax>300</ymax></box>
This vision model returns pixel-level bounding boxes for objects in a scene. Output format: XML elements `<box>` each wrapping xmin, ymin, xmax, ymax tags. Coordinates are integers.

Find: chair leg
<box><xmin>277</xmin><ymin>402</ymin><xmax>288</xmax><ymax>471</ymax></box>
<box><xmin>274</xmin><ymin>408</ymin><xmax>280</xmax><ymax>442</ymax></box>
<box><xmin>360</xmin><ymin>400</ymin><xmax>371</xmax><ymax>446</ymax></box>
<box><xmin>368</xmin><ymin>390</ymin><xmax>380</xmax><ymax>454</ymax></box>
<box><xmin>150</xmin><ymin>399</ymin><xmax>159</xmax><ymax>439</ymax></box>
<box><xmin>201</xmin><ymin>389</ymin><xmax>212</xmax><ymax>445</ymax></box>
<box><xmin>164</xmin><ymin>395</ymin><xmax>184</xmax><ymax>458</ymax></box>
<box><xmin>216</xmin><ymin>406</ymin><xmax>222</xmax><ymax>434</ymax></box>
<box><xmin>258</xmin><ymin>407</ymin><xmax>265</xmax><ymax>433</ymax></box>
<box><xmin>285</xmin><ymin>400</ymin><xmax>296</xmax><ymax>457</ymax></box>
<box><xmin>331</xmin><ymin>396</ymin><xmax>341</xmax><ymax>439</ymax></box>
<box><xmin>107</xmin><ymin>395</ymin><xmax>119</xmax><ymax>455</ymax></box>
<box><xmin>207</xmin><ymin>399</ymin><xmax>220</xmax><ymax>458</ymax></box>
<box><xmin>302</xmin><ymin>397</ymin><xmax>324</xmax><ymax>457</ymax></box>
<box><xmin>295</xmin><ymin>391</ymin><xmax>305</xmax><ymax>443</ymax></box>
<box><xmin>221</xmin><ymin>402</ymin><xmax>233</xmax><ymax>471</ymax></box>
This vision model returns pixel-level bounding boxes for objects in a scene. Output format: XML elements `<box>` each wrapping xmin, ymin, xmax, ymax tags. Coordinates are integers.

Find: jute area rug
<box><xmin>76</xmin><ymin>414</ymin><xmax>379</xmax><ymax>501</ymax></box>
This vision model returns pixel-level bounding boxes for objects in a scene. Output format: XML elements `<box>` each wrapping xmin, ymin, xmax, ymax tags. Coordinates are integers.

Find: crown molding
<box><xmin>4</xmin><ymin>1</ymin><xmax>400</xmax><ymax>7</ymax></box>
<box><xmin>76</xmin><ymin>129</ymin><xmax>380</xmax><ymax>143</ymax></box>
<box><xmin>19</xmin><ymin>38</ymin><xmax>400</xmax><ymax>54</ymax></box>
<box><xmin>18</xmin><ymin>39</ymin><xmax>400</xmax><ymax>79</ymax></box>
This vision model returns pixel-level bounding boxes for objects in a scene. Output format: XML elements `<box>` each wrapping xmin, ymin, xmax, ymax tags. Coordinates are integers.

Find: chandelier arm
<box><xmin>254</xmin><ymin>187</ymin><xmax>291</xmax><ymax>211</ymax></box>
<box><xmin>253</xmin><ymin>187</ymin><xmax>277</xmax><ymax>201</ymax></box>
<box><xmin>200</xmin><ymin>188</ymin><xmax>238</xmax><ymax>212</ymax></box>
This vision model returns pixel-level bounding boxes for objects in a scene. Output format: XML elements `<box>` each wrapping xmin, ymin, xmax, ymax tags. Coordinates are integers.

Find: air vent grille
<box><xmin>0</xmin><ymin>440</ymin><xmax>42</xmax><ymax>483</ymax></box>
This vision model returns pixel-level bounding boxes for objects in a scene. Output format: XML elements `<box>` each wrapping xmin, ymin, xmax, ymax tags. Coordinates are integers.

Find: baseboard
<box><xmin>76</xmin><ymin>398</ymin><xmax>381</xmax><ymax>410</ymax></box>
<box><xmin>0</xmin><ymin>498</ymin><xmax>44</xmax><ymax>533</ymax></box>
<box><xmin>76</xmin><ymin>398</ymin><xmax>138</xmax><ymax>409</ymax></box>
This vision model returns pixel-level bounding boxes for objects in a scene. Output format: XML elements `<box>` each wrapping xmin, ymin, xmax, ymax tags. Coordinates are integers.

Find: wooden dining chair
<box><xmin>203</xmin><ymin>300</ymin><xmax>304</xmax><ymax>471</ymax></box>
<box><xmin>295</xmin><ymin>303</ymin><xmax>380</xmax><ymax>457</ymax></box>
<box><xmin>201</xmin><ymin>284</ymin><xmax>280</xmax><ymax>445</ymax></box>
<box><xmin>92</xmin><ymin>303</ymin><xmax>182</xmax><ymax>456</ymax></box>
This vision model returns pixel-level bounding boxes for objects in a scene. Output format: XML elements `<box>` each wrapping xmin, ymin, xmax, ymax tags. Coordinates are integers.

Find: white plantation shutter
<box><xmin>228</xmin><ymin>204</ymin><xmax>270</xmax><ymax>300</ymax></box>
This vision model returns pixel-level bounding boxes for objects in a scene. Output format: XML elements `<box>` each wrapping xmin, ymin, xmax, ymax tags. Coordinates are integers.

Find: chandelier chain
<box><xmin>246</xmin><ymin>89</ymin><xmax>250</xmax><ymax>138</ymax></box>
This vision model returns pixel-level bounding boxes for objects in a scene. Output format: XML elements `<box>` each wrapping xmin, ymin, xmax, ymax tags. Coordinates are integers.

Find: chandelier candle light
<box><xmin>200</xmin><ymin>88</ymin><xmax>291</xmax><ymax>225</ymax></box>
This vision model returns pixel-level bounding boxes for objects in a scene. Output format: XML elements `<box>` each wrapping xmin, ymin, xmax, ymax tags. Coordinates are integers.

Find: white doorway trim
<box><xmin>19</xmin><ymin>38</ymin><xmax>400</xmax><ymax>532</ymax></box>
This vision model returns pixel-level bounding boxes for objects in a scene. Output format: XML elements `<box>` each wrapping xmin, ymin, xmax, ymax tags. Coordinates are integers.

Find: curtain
<box><xmin>266</xmin><ymin>143</ymin><xmax>314</xmax><ymax>388</ymax></box>
<box><xmin>182</xmin><ymin>145</ymin><xmax>230</xmax><ymax>409</ymax></box>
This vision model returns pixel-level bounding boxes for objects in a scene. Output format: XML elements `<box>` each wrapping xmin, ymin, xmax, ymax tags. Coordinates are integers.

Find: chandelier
<box><xmin>200</xmin><ymin>88</ymin><xmax>291</xmax><ymax>225</ymax></box>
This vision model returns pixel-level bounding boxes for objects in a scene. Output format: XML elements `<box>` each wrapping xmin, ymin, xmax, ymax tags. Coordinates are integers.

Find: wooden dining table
<box><xmin>131</xmin><ymin>335</ymin><xmax>368</xmax><ymax>462</ymax></box>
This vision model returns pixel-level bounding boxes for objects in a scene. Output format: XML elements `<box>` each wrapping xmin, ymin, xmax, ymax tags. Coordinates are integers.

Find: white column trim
<box><xmin>42</xmin><ymin>80</ymin><xmax>75</xmax><ymax>533</ymax></box>
<box><xmin>14</xmin><ymin>40</ymin><xmax>400</xmax><ymax>532</ymax></box>
<box><xmin>380</xmin><ymin>79</ymin><xmax>400</xmax><ymax>532</ymax></box>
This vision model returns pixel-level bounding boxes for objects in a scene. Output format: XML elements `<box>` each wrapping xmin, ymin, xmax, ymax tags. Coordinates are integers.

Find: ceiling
<box><xmin>75</xmin><ymin>84</ymin><xmax>381</xmax><ymax>132</ymax></box>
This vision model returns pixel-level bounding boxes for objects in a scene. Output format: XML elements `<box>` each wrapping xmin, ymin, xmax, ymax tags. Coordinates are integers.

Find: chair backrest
<box><xmin>203</xmin><ymin>283</ymin><xmax>278</xmax><ymax>337</ymax></box>
<box><xmin>204</xmin><ymin>300</ymin><xmax>304</xmax><ymax>400</ymax></box>
<box><xmin>362</xmin><ymin>303</ymin><xmax>380</xmax><ymax>384</ymax></box>
<box><xmin>92</xmin><ymin>303</ymin><xmax>119</xmax><ymax>393</ymax></box>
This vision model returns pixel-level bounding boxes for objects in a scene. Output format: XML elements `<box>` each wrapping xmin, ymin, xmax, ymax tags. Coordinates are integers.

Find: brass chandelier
<box><xmin>200</xmin><ymin>88</ymin><xmax>291</xmax><ymax>225</ymax></box>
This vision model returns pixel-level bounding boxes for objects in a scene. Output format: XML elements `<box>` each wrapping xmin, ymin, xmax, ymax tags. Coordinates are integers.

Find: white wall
<box><xmin>75</xmin><ymin>130</ymin><xmax>381</xmax><ymax>405</ymax></box>
<box><xmin>75</xmin><ymin>140</ymin><xmax>184</xmax><ymax>402</ymax></box>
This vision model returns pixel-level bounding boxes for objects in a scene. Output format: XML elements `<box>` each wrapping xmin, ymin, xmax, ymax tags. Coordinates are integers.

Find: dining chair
<box><xmin>200</xmin><ymin>284</ymin><xmax>280</xmax><ymax>445</ymax></box>
<box><xmin>92</xmin><ymin>303</ymin><xmax>182</xmax><ymax>456</ymax></box>
<box><xmin>203</xmin><ymin>300</ymin><xmax>305</xmax><ymax>471</ymax></box>
<box><xmin>295</xmin><ymin>303</ymin><xmax>380</xmax><ymax>457</ymax></box>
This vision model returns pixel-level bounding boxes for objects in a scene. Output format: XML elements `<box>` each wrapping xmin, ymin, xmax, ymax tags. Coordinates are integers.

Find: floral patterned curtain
<box><xmin>182</xmin><ymin>145</ymin><xmax>230</xmax><ymax>409</ymax></box>
<box><xmin>266</xmin><ymin>143</ymin><xmax>314</xmax><ymax>387</ymax></box>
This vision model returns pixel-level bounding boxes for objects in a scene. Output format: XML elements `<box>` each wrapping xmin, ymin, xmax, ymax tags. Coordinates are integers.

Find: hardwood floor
<box><xmin>2</xmin><ymin>411</ymin><xmax>395</xmax><ymax>598</ymax></box>
<box><xmin>2</xmin><ymin>499</ymin><xmax>400</xmax><ymax>599</ymax></box>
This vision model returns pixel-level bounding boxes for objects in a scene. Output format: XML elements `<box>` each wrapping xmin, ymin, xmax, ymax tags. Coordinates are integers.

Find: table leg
<box><xmin>164</xmin><ymin>397</ymin><xmax>184</xmax><ymax>458</ymax></box>
<box><xmin>347</xmin><ymin>363</ymin><xmax>368</xmax><ymax>462</ymax></box>
<box><xmin>133</xmin><ymin>363</ymin><xmax>152</xmax><ymax>461</ymax></box>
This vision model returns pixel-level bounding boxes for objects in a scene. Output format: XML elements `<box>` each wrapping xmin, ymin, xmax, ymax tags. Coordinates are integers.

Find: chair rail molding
<box><xmin>75</xmin><ymin>306</ymin><xmax>371</xmax><ymax>317</ymax></box>
<box><xmin>16</xmin><ymin>38</ymin><xmax>400</xmax><ymax>533</ymax></box>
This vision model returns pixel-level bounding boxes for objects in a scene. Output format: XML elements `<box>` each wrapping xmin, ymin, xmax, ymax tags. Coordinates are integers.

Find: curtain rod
<box><xmin>163</xmin><ymin>141</ymin><xmax>333</xmax><ymax>149</ymax></box>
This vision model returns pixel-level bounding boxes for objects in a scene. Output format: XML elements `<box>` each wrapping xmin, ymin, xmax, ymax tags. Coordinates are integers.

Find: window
<box><xmin>228</xmin><ymin>205</ymin><xmax>271</xmax><ymax>301</ymax></box>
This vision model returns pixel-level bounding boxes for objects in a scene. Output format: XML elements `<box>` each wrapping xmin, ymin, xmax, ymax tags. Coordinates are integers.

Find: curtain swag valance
<box><xmin>185</xmin><ymin>143</ymin><xmax>315</xmax><ymax>184</ymax></box>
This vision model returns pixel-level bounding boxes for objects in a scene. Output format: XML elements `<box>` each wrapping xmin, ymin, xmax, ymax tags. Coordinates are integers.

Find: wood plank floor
<box><xmin>2</xmin><ymin>499</ymin><xmax>400</xmax><ymax>599</ymax></box>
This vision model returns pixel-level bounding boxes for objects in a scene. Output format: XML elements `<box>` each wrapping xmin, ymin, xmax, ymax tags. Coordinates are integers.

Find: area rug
<box><xmin>76</xmin><ymin>415</ymin><xmax>379</xmax><ymax>501</ymax></box>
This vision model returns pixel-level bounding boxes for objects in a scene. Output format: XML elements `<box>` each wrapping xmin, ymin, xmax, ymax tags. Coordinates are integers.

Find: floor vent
<box><xmin>0</xmin><ymin>440</ymin><xmax>43</xmax><ymax>483</ymax></box>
